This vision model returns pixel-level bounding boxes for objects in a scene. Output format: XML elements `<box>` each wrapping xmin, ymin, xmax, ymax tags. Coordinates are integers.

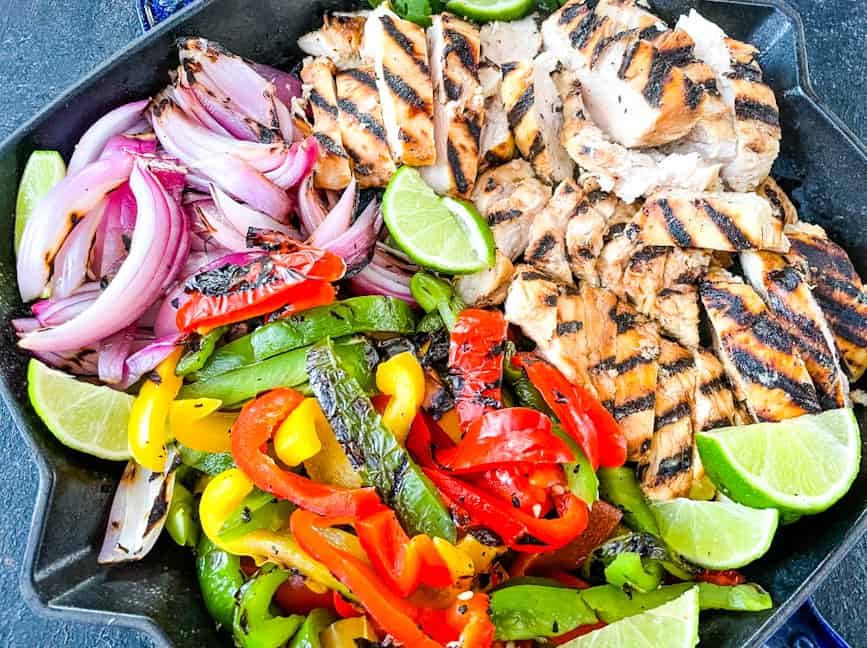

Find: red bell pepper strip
<box><xmin>419</xmin><ymin>592</ymin><xmax>495</xmax><ymax>648</ymax></box>
<box><xmin>407</xmin><ymin>410</ymin><xmax>456</xmax><ymax>468</ymax></box>
<box><xmin>436</xmin><ymin>408</ymin><xmax>573</xmax><ymax>472</ymax></box>
<box><xmin>477</xmin><ymin>463</ymin><xmax>565</xmax><ymax>517</ymax></box>
<box><xmin>355</xmin><ymin>509</ymin><xmax>452</xmax><ymax>598</ymax></box>
<box><xmin>177</xmin><ymin>244</ymin><xmax>344</xmax><ymax>332</ymax></box>
<box><xmin>291</xmin><ymin>509</ymin><xmax>494</xmax><ymax>648</ymax></box>
<box><xmin>231</xmin><ymin>388</ymin><xmax>384</xmax><ymax>517</ymax></box>
<box><xmin>423</xmin><ymin>467</ymin><xmax>589</xmax><ymax>552</ymax></box>
<box><xmin>513</xmin><ymin>353</ymin><xmax>626</xmax><ymax>469</ymax></box>
<box><xmin>332</xmin><ymin>592</ymin><xmax>364</xmax><ymax>618</ymax></box>
<box><xmin>448</xmin><ymin>309</ymin><xmax>508</xmax><ymax>431</ymax></box>
<box><xmin>695</xmin><ymin>569</ymin><xmax>746</xmax><ymax>586</ymax></box>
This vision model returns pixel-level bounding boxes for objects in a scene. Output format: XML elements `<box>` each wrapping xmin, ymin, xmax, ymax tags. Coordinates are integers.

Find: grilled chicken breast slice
<box><xmin>479</xmin><ymin>15</ymin><xmax>543</xmax><ymax>65</ymax></box>
<box><xmin>756</xmin><ymin>177</ymin><xmax>799</xmax><ymax>225</ymax></box>
<box><xmin>640</xmin><ymin>339</ymin><xmax>696</xmax><ymax>500</ymax></box>
<box><xmin>526</xmin><ymin>179</ymin><xmax>583</xmax><ymax>283</ymax></box>
<box><xmin>478</xmin><ymin>63</ymin><xmax>516</xmax><ymax>170</ymax></box>
<box><xmin>699</xmin><ymin>268</ymin><xmax>821</xmax><ymax>421</ymax></box>
<box><xmin>473</xmin><ymin>160</ymin><xmax>552</xmax><ymax>260</ymax></box>
<box><xmin>638</xmin><ymin>190</ymin><xmax>787</xmax><ymax>252</ymax></box>
<box><xmin>677</xmin><ymin>10</ymin><xmax>781</xmax><ymax>191</ymax></box>
<box><xmin>301</xmin><ymin>58</ymin><xmax>353</xmax><ymax>190</ymax></box>
<box><xmin>500</xmin><ymin>54</ymin><xmax>574</xmax><ymax>183</ymax></box>
<box><xmin>455</xmin><ymin>250</ymin><xmax>515</xmax><ymax>306</ymax></box>
<box><xmin>784</xmin><ymin>222</ymin><xmax>867</xmax><ymax>380</ymax></box>
<box><xmin>334</xmin><ymin>66</ymin><xmax>396</xmax><ymax>187</ymax></box>
<box><xmin>298</xmin><ymin>13</ymin><xmax>367</xmax><ymax>69</ymax></box>
<box><xmin>363</xmin><ymin>6</ymin><xmax>436</xmax><ymax>166</ymax></box>
<box><xmin>741</xmin><ymin>250</ymin><xmax>849</xmax><ymax>408</ymax></box>
<box><xmin>555</xmin><ymin>69</ymin><xmax>721</xmax><ymax>203</ymax></box>
<box><xmin>422</xmin><ymin>14</ymin><xmax>484</xmax><ymax>197</ymax></box>
<box><xmin>543</xmin><ymin>0</ymin><xmax>702</xmax><ymax>148</ymax></box>
<box><xmin>691</xmin><ymin>347</ymin><xmax>739</xmax><ymax>430</ymax></box>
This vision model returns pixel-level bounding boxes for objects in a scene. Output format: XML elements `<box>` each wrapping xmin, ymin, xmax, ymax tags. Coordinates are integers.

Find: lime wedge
<box><xmin>446</xmin><ymin>0</ymin><xmax>535</xmax><ymax>22</ymax></box>
<box><xmin>15</xmin><ymin>150</ymin><xmax>66</xmax><ymax>255</ymax></box>
<box><xmin>28</xmin><ymin>359</ymin><xmax>133</xmax><ymax>461</ymax></box>
<box><xmin>696</xmin><ymin>408</ymin><xmax>860</xmax><ymax>517</ymax></box>
<box><xmin>383</xmin><ymin>166</ymin><xmax>495</xmax><ymax>274</ymax></box>
<box><xmin>560</xmin><ymin>587</ymin><xmax>699</xmax><ymax>648</ymax></box>
<box><xmin>650</xmin><ymin>498</ymin><xmax>778</xmax><ymax>570</ymax></box>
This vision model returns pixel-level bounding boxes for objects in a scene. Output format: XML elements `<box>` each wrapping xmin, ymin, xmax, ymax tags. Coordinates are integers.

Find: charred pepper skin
<box><xmin>306</xmin><ymin>337</ymin><xmax>456</xmax><ymax>541</ymax></box>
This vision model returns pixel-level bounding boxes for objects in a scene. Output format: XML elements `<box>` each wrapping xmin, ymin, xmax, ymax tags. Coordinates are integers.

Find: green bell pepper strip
<box><xmin>179</xmin><ymin>337</ymin><xmax>377</xmax><ymax>406</ymax></box>
<box><xmin>197</xmin><ymin>535</ymin><xmax>246</xmax><ymax>629</ymax></box>
<box><xmin>410</xmin><ymin>272</ymin><xmax>465</xmax><ymax>331</ymax></box>
<box><xmin>603</xmin><ymin>552</ymin><xmax>662</xmax><ymax>593</ymax></box>
<box><xmin>198</xmin><ymin>297</ymin><xmax>416</xmax><ymax>380</ymax></box>
<box><xmin>306</xmin><ymin>337</ymin><xmax>456</xmax><ymax>541</ymax></box>
<box><xmin>233</xmin><ymin>567</ymin><xmax>305</xmax><ymax>648</ymax></box>
<box><xmin>288</xmin><ymin>608</ymin><xmax>339</xmax><ymax>648</ymax></box>
<box><xmin>581</xmin><ymin>582</ymin><xmax>772</xmax><ymax>623</ymax></box>
<box><xmin>552</xmin><ymin>425</ymin><xmax>598</xmax><ymax>505</ymax></box>
<box><xmin>176</xmin><ymin>326</ymin><xmax>227</xmax><ymax>376</ymax></box>
<box><xmin>416</xmin><ymin>311</ymin><xmax>444</xmax><ymax>333</ymax></box>
<box><xmin>219</xmin><ymin>488</ymin><xmax>296</xmax><ymax>543</ymax></box>
<box><xmin>582</xmin><ymin>531</ymin><xmax>694</xmax><ymax>583</ymax></box>
<box><xmin>503</xmin><ymin>347</ymin><xmax>554</xmax><ymax>417</ymax></box>
<box><xmin>490</xmin><ymin>585</ymin><xmax>597</xmax><ymax>641</ymax></box>
<box><xmin>165</xmin><ymin>482</ymin><xmax>199</xmax><ymax>548</ymax></box>
<box><xmin>598</xmin><ymin>467</ymin><xmax>659</xmax><ymax>535</ymax></box>
<box><xmin>178</xmin><ymin>444</ymin><xmax>236</xmax><ymax>475</ymax></box>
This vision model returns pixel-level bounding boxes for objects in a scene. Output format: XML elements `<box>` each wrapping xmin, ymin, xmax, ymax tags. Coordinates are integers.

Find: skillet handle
<box><xmin>766</xmin><ymin>600</ymin><xmax>850</xmax><ymax>648</ymax></box>
<box><xmin>135</xmin><ymin>0</ymin><xmax>197</xmax><ymax>31</ymax></box>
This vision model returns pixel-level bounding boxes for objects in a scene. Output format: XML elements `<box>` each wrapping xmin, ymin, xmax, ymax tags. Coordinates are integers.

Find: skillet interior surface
<box><xmin>0</xmin><ymin>0</ymin><xmax>863</xmax><ymax>645</ymax></box>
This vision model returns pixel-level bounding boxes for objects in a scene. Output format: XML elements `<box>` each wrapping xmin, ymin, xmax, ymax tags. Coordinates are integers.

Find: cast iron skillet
<box><xmin>0</xmin><ymin>0</ymin><xmax>863</xmax><ymax>645</ymax></box>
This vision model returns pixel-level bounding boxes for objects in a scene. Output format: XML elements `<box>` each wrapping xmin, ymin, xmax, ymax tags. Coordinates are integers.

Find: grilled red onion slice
<box><xmin>18</xmin><ymin>159</ymin><xmax>188</xmax><ymax>351</ymax></box>
<box><xmin>264</xmin><ymin>137</ymin><xmax>319</xmax><ymax>189</ymax></box>
<box><xmin>98</xmin><ymin>447</ymin><xmax>179</xmax><ymax>564</ymax></box>
<box><xmin>191</xmin><ymin>200</ymin><xmax>248</xmax><ymax>251</ymax></box>
<box><xmin>67</xmin><ymin>100</ymin><xmax>149</xmax><ymax>174</ymax></box>
<box><xmin>210</xmin><ymin>184</ymin><xmax>297</xmax><ymax>239</ymax></box>
<box><xmin>116</xmin><ymin>333</ymin><xmax>184</xmax><ymax>390</ymax></box>
<box><xmin>349</xmin><ymin>243</ymin><xmax>418</xmax><ymax>304</ymax></box>
<box><xmin>98</xmin><ymin>326</ymin><xmax>135</xmax><ymax>385</ymax></box>
<box><xmin>324</xmin><ymin>199</ymin><xmax>382</xmax><ymax>276</ymax></box>
<box><xmin>92</xmin><ymin>183</ymin><xmax>137</xmax><ymax>280</ymax></box>
<box><xmin>310</xmin><ymin>178</ymin><xmax>357</xmax><ymax>247</ymax></box>
<box><xmin>250</xmin><ymin>63</ymin><xmax>303</xmax><ymax>110</ymax></box>
<box><xmin>98</xmin><ymin>134</ymin><xmax>157</xmax><ymax>160</ymax></box>
<box><xmin>31</xmin><ymin>284</ymin><xmax>101</xmax><ymax>327</ymax></box>
<box><xmin>17</xmin><ymin>154</ymin><xmax>135</xmax><ymax>302</ymax></box>
<box><xmin>190</xmin><ymin>154</ymin><xmax>292</xmax><ymax>221</ymax></box>
<box><xmin>51</xmin><ymin>200</ymin><xmax>106</xmax><ymax>299</ymax></box>
<box><xmin>33</xmin><ymin>349</ymin><xmax>99</xmax><ymax>376</ymax></box>
<box><xmin>170</xmin><ymin>83</ymin><xmax>233</xmax><ymax>137</ymax></box>
<box><xmin>11</xmin><ymin>318</ymin><xmax>40</xmax><ymax>335</ymax></box>
<box><xmin>297</xmin><ymin>174</ymin><xmax>329</xmax><ymax>237</ymax></box>
<box><xmin>191</xmin><ymin>83</ymin><xmax>260</xmax><ymax>141</ymax></box>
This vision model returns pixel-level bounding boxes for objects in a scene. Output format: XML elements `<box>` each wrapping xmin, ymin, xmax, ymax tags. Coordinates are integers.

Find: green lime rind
<box><xmin>28</xmin><ymin>359</ymin><xmax>133</xmax><ymax>461</ymax></box>
<box><xmin>696</xmin><ymin>408</ymin><xmax>861</xmax><ymax>516</ymax></box>
<box><xmin>383</xmin><ymin>167</ymin><xmax>495</xmax><ymax>274</ymax></box>
<box><xmin>559</xmin><ymin>586</ymin><xmax>699</xmax><ymax>648</ymax></box>
<box><xmin>15</xmin><ymin>150</ymin><xmax>66</xmax><ymax>255</ymax></box>
<box><xmin>445</xmin><ymin>0</ymin><xmax>535</xmax><ymax>22</ymax></box>
<box><xmin>651</xmin><ymin>498</ymin><xmax>779</xmax><ymax>571</ymax></box>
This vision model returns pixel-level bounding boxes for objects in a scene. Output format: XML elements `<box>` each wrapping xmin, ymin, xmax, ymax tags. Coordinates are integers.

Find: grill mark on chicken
<box><xmin>699</xmin><ymin>200</ymin><xmax>753</xmax><ymax>250</ymax></box>
<box><xmin>527</xmin><ymin>132</ymin><xmax>545</xmax><ymax>160</ymax></box>
<box><xmin>381</xmin><ymin>14</ymin><xmax>430</xmax><ymax>75</ymax></box>
<box><xmin>337</xmin><ymin>98</ymin><xmax>388</xmax><ymax>141</ymax></box>
<box><xmin>309</xmin><ymin>89</ymin><xmax>338</xmax><ymax>117</ymax></box>
<box><xmin>614</xmin><ymin>393</ymin><xmax>656</xmax><ymax>421</ymax></box>
<box><xmin>344</xmin><ymin>67</ymin><xmax>379</xmax><ymax>90</ymax></box>
<box><xmin>559</xmin><ymin>0</ymin><xmax>590</xmax><ymax>25</ymax></box>
<box><xmin>628</xmin><ymin>245</ymin><xmax>669</xmax><ymax>267</ymax></box>
<box><xmin>734</xmin><ymin>97</ymin><xmax>779</xmax><ymax>128</ymax></box>
<box><xmin>488</xmin><ymin>208</ymin><xmax>523</xmax><ymax>224</ymax></box>
<box><xmin>556</xmin><ymin>320</ymin><xmax>583</xmax><ymax>335</ymax></box>
<box><xmin>643</xmin><ymin>46</ymin><xmax>697</xmax><ymax>107</ymax></box>
<box><xmin>443</xmin><ymin>30</ymin><xmax>477</xmax><ymax>101</ymax></box>
<box><xmin>446</xmin><ymin>141</ymin><xmax>470</xmax><ymax>196</ymax></box>
<box><xmin>699</xmin><ymin>375</ymin><xmax>727</xmax><ymax>396</ymax></box>
<box><xmin>313</xmin><ymin>132</ymin><xmax>348</xmax><ymax>158</ymax></box>
<box><xmin>661</xmin><ymin>356</ymin><xmax>694</xmax><ymax>376</ymax></box>
<box><xmin>570</xmin><ymin>11</ymin><xmax>608</xmax><ymax>49</ymax></box>
<box><xmin>507</xmin><ymin>86</ymin><xmax>535</xmax><ymax>129</ymax></box>
<box><xmin>727</xmin><ymin>62</ymin><xmax>763</xmax><ymax>82</ymax></box>
<box><xmin>655</xmin><ymin>401</ymin><xmax>691</xmax><ymax>430</ymax></box>
<box><xmin>383</xmin><ymin>67</ymin><xmax>429</xmax><ymax>111</ymax></box>
<box><xmin>728</xmin><ymin>347</ymin><xmax>821</xmax><ymax>418</ymax></box>
<box><xmin>528</xmin><ymin>233</ymin><xmax>556</xmax><ymax>262</ymax></box>
<box><xmin>657</xmin><ymin>199</ymin><xmax>694</xmax><ymax>247</ymax></box>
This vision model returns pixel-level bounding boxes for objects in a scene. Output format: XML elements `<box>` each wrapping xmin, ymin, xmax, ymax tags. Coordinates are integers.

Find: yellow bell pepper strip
<box><xmin>375</xmin><ymin>351</ymin><xmax>425</xmax><ymax>444</ymax></box>
<box><xmin>168</xmin><ymin>397</ymin><xmax>236</xmax><ymax>453</ymax></box>
<box><xmin>199</xmin><ymin>468</ymin><xmax>351</xmax><ymax>599</ymax></box>
<box><xmin>274</xmin><ymin>398</ymin><xmax>324</xmax><ymax>467</ymax></box>
<box><xmin>320</xmin><ymin>617</ymin><xmax>378</xmax><ymax>648</ymax></box>
<box><xmin>303</xmin><ymin>415</ymin><xmax>362</xmax><ymax>489</ymax></box>
<box><xmin>128</xmin><ymin>348</ymin><xmax>183</xmax><ymax>472</ymax></box>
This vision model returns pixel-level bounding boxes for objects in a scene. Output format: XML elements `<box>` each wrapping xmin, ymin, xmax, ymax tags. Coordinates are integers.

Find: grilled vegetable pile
<box><xmin>13</xmin><ymin>0</ymin><xmax>866</xmax><ymax>646</ymax></box>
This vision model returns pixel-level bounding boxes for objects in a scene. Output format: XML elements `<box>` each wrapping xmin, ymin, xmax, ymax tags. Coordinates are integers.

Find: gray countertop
<box><xmin>0</xmin><ymin>1</ymin><xmax>864</xmax><ymax>646</ymax></box>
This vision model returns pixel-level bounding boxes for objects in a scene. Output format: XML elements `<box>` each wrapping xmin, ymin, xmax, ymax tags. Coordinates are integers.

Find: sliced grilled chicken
<box><xmin>638</xmin><ymin>190</ymin><xmax>787</xmax><ymax>252</ymax></box>
<box><xmin>500</xmin><ymin>54</ymin><xmax>574</xmax><ymax>183</ymax></box>
<box><xmin>785</xmin><ymin>222</ymin><xmax>867</xmax><ymax>381</ymax></box>
<box><xmin>756</xmin><ymin>176</ymin><xmax>798</xmax><ymax>225</ymax></box>
<box><xmin>741</xmin><ymin>250</ymin><xmax>849</xmax><ymax>408</ymax></box>
<box><xmin>639</xmin><ymin>339</ymin><xmax>696</xmax><ymax>501</ymax></box>
<box><xmin>478</xmin><ymin>63</ymin><xmax>516</xmax><ymax>170</ymax></box>
<box><xmin>699</xmin><ymin>268</ymin><xmax>821</xmax><ymax>421</ymax></box>
<box><xmin>334</xmin><ymin>66</ymin><xmax>396</xmax><ymax>187</ymax></box>
<box><xmin>677</xmin><ymin>10</ymin><xmax>781</xmax><ymax>191</ymax></box>
<box><xmin>578</xmin><ymin>282</ymin><xmax>620</xmax><ymax>408</ymax></box>
<box><xmin>653</xmin><ymin>248</ymin><xmax>710</xmax><ymax>348</ymax></box>
<box><xmin>472</xmin><ymin>159</ymin><xmax>552</xmax><ymax>259</ymax></box>
<box><xmin>526</xmin><ymin>179</ymin><xmax>582</xmax><ymax>283</ymax></box>
<box><xmin>692</xmin><ymin>347</ymin><xmax>739</xmax><ymax>430</ymax></box>
<box><xmin>455</xmin><ymin>250</ymin><xmax>515</xmax><ymax>306</ymax></box>
<box><xmin>555</xmin><ymin>68</ymin><xmax>721</xmax><ymax>203</ymax></box>
<box><xmin>609</xmin><ymin>300</ymin><xmax>659</xmax><ymax>462</ymax></box>
<box><xmin>479</xmin><ymin>15</ymin><xmax>542</xmax><ymax>66</ymax></box>
<box><xmin>543</xmin><ymin>0</ymin><xmax>702</xmax><ymax>148</ymax></box>
<box><xmin>421</xmin><ymin>14</ymin><xmax>484</xmax><ymax>197</ymax></box>
<box><xmin>298</xmin><ymin>12</ymin><xmax>367</xmax><ymax>69</ymax></box>
<box><xmin>363</xmin><ymin>6</ymin><xmax>436</xmax><ymax>166</ymax></box>
<box><xmin>301</xmin><ymin>58</ymin><xmax>353</xmax><ymax>190</ymax></box>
